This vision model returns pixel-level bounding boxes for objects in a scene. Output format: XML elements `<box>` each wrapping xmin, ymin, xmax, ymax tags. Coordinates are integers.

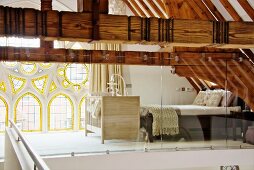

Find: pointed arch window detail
<box><xmin>48</xmin><ymin>94</ymin><xmax>74</xmax><ymax>131</ymax></box>
<box><xmin>15</xmin><ymin>92</ymin><xmax>42</xmax><ymax>132</ymax></box>
<box><xmin>0</xmin><ymin>96</ymin><xmax>8</xmax><ymax>132</ymax></box>
<box><xmin>78</xmin><ymin>96</ymin><xmax>87</xmax><ymax>130</ymax></box>
<box><xmin>32</xmin><ymin>75</ymin><xmax>48</xmax><ymax>94</ymax></box>
<box><xmin>20</xmin><ymin>63</ymin><xmax>37</xmax><ymax>75</ymax></box>
<box><xmin>8</xmin><ymin>75</ymin><xmax>26</xmax><ymax>94</ymax></box>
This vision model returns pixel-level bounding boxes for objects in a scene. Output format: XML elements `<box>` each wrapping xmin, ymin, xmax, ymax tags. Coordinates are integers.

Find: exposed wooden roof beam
<box><xmin>41</xmin><ymin>0</ymin><xmax>53</xmax><ymax>49</ymax></box>
<box><xmin>237</xmin><ymin>0</ymin><xmax>254</xmax><ymax>21</ymax></box>
<box><xmin>219</xmin><ymin>0</ymin><xmax>242</xmax><ymax>21</ymax></box>
<box><xmin>0</xmin><ymin>46</ymin><xmax>242</xmax><ymax>66</ymax></box>
<box><xmin>202</xmin><ymin>0</ymin><xmax>225</xmax><ymax>21</ymax></box>
<box><xmin>123</xmin><ymin>0</ymin><xmax>139</xmax><ymax>16</ymax></box>
<box><xmin>1</xmin><ymin>6</ymin><xmax>254</xmax><ymax>48</ymax></box>
<box><xmin>185</xmin><ymin>0</ymin><xmax>213</xmax><ymax>20</ymax></box>
<box><xmin>154</xmin><ymin>0</ymin><xmax>169</xmax><ymax>18</ymax></box>
<box><xmin>128</xmin><ymin>0</ymin><xmax>146</xmax><ymax>17</ymax></box>
<box><xmin>144</xmin><ymin>0</ymin><xmax>165</xmax><ymax>18</ymax></box>
<box><xmin>136</xmin><ymin>0</ymin><xmax>153</xmax><ymax>17</ymax></box>
<box><xmin>77</xmin><ymin>0</ymin><xmax>108</xmax><ymax>13</ymax></box>
<box><xmin>41</xmin><ymin>0</ymin><xmax>52</xmax><ymax>11</ymax></box>
<box><xmin>186</xmin><ymin>77</ymin><xmax>201</xmax><ymax>92</ymax></box>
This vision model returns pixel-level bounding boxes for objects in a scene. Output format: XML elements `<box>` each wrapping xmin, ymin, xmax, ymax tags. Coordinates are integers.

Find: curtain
<box><xmin>89</xmin><ymin>43</ymin><xmax>124</xmax><ymax>95</ymax></box>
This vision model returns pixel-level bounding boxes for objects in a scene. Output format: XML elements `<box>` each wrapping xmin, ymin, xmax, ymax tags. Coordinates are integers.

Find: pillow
<box><xmin>220</xmin><ymin>91</ymin><xmax>235</xmax><ymax>107</ymax></box>
<box><xmin>193</xmin><ymin>91</ymin><xmax>207</xmax><ymax>105</ymax></box>
<box><xmin>205</xmin><ymin>92</ymin><xmax>223</xmax><ymax>107</ymax></box>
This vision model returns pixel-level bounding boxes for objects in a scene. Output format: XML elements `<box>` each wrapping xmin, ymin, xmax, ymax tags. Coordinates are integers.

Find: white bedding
<box><xmin>168</xmin><ymin>105</ymin><xmax>241</xmax><ymax>116</ymax></box>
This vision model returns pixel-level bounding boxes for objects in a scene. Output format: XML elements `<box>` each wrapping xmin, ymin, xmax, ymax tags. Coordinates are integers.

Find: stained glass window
<box><xmin>48</xmin><ymin>94</ymin><xmax>73</xmax><ymax>130</ymax></box>
<box><xmin>15</xmin><ymin>93</ymin><xmax>41</xmax><ymax>131</ymax></box>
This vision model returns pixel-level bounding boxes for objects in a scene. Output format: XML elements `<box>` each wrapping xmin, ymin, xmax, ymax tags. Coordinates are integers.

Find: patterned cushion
<box><xmin>205</xmin><ymin>92</ymin><xmax>223</xmax><ymax>107</ymax></box>
<box><xmin>193</xmin><ymin>91</ymin><xmax>206</xmax><ymax>105</ymax></box>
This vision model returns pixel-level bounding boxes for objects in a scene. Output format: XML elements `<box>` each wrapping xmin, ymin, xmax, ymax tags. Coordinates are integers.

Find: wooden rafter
<box><xmin>237</xmin><ymin>0</ymin><xmax>254</xmax><ymax>21</ymax></box>
<box><xmin>186</xmin><ymin>77</ymin><xmax>201</xmax><ymax>92</ymax></box>
<box><xmin>145</xmin><ymin>0</ymin><xmax>166</xmax><ymax>18</ymax></box>
<box><xmin>137</xmin><ymin>0</ymin><xmax>154</xmax><ymax>17</ymax></box>
<box><xmin>202</xmin><ymin>0</ymin><xmax>225</xmax><ymax>21</ymax></box>
<box><xmin>157</xmin><ymin>0</ymin><xmax>168</xmax><ymax>16</ymax></box>
<box><xmin>219</xmin><ymin>0</ymin><xmax>242</xmax><ymax>21</ymax></box>
<box><xmin>185</xmin><ymin>0</ymin><xmax>212</xmax><ymax>20</ymax></box>
<box><xmin>123</xmin><ymin>0</ymin><xmax>139</xmax><ymax>16</ymax></box>
<box><xmin>128</xmin><ymin>0</ymin><xmax>146</xmax><ymax>17</ymax></box>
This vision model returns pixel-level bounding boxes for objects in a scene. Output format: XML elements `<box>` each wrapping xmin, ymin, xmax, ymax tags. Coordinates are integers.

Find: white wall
<box><xmin>123</xmin><ymin>65</ymin><xmax>196</xmax><ymax>105</ymax></box>
<box><xmin>121</xmin><ymin>44</ymin><xmax>196</xmax><ymax>105</ymax></box>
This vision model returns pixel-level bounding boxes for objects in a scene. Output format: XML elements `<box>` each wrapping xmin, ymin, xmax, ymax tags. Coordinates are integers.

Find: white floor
<box><xmin>1</xmin><ymin>131</ymin><xmax>253</xmax><ymax>159</ymax></box>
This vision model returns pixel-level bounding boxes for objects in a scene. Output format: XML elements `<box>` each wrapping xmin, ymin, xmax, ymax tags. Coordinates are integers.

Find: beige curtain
<box><xmin>89</xmin><ymin>43</ymin><xmax>124</xmax><ymax>95</ymax></box>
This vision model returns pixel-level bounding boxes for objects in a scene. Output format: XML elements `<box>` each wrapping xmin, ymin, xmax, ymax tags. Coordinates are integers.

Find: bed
<box><xmin>140</xmin><ymin>89</ymin><xmax>245</xmax><ymax>141</ymax></box>
<box><xmin>140</xmin><ymin>104</ymin><xmax>241</xmax><ymax>141</ymax></box>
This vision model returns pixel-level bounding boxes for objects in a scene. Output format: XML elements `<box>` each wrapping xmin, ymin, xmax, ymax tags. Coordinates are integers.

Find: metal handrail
<box><xmin>9</xmin><ymin>119</ymin><xmax>50</xmax><ymax>170</ymax></box>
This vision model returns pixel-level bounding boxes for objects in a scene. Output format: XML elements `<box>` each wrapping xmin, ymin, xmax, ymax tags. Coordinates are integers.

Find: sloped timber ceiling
<box><xmin>0</xmin><ymin>0</ymin><xmax>254</xmax><ymax>109</ymax></box>
<box><xmin>123</xmin><ymin>0</ymin><xmax>254</xmax><ymax>109</ymax></box>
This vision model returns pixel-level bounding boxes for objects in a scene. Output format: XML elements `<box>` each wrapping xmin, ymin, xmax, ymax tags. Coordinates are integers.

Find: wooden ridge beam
<box><xmin>0</xmin><ymin>46</ymin><xmax>243</xmax><ymax>66</ymax></box>
<box><xmin>0</xmin><ymin>6</ymin><xmax>254</xmax><ymax>48</ymax></box>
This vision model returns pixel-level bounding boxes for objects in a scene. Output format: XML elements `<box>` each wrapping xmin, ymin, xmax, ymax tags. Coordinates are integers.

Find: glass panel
<box><xmin>156</xmin><ymin>56</ymin><xmax>230</xmax><ymax>150</ymax></box>
<box><xmin>226</xmin><ymin>57</ymin><xmax>254</xmax><ymax>149</ymax></box>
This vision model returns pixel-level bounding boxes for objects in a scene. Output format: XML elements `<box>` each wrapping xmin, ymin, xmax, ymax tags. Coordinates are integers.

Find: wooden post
<box><xmin>41</xmin><ymin>0</ymin><xmax>53</xmax><ymax>49</ymax></box>
<box><xmin>77</xmin><ymin>0</ymin><xmax>108</xmax><ymax>13</ymax></box>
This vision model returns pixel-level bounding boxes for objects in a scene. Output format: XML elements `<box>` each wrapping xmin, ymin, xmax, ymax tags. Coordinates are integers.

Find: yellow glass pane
<box><xmin>49</xmin><ymin>81</ymin><xmax>57</xmax><ymax>93</ymax></box>
<box><xmin>20</xmin><ymin>63</ymin><xmax>37</xmax><ymax>75</ymax></box>
<box><xmin>8</xmin><ymin>75</ymin><xmax>26</xmax><ymax>94</ymax></box>
<box><xmin>0</xmin><ymin>82</ymin><xmax>6</xmax><ymax>92</ymax></box>
<box><xmin>32</xmin><ymin>75</ymin><xmax>48</xmax><ymax>94</ymax></box>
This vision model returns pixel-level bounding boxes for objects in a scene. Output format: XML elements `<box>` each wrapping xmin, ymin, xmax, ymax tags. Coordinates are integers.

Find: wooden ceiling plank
<box><xmin>158</xmin><ymin>0</ymin><xmax>167</xmax><ymax>14</ymax></box>
<box><xmin>219</xmin><ymin>0</ymin><xmax>242</xmax><ymax>21</ymax></box>
<box><xmin>237</xmin><ymin>0</ymin><xmax>254</xmax><ymax>21</ymax></box>
<box><xmin>137</xmin><ymin>0</ymin><xmax>154</xmax><ymax>17</ymax></box>
<box><xmin>128</xmin><ymin>0</ymin><xmax>147</xmax><ymax>17</ymax></box>
<box><xmin>145</xmin><ymin>0</ymin><xmax>166</xmax><ymax>18</ymax></box>
<box><xmin>192</xmin><ymin>0</ymin><xmax>215</xmax><ymax>20</ymax></box>
<box><xmin>185</xmin><ymin>0</ymin><xmax>211</xmax><ymax>20</ymax></box>
<box><xmin>123</xmin><ymin>0</ymin><xmax>140</xmax><ymax>16</ymax></box>
<box><xmin>164</xmin><ymin>0</ymin><xmax>180</xmax><ymax>18</ymax></box>
<box><xmin>202</xmin><ymin>0</ymin><xmax>225</xmax><ymax>21</ymax></box>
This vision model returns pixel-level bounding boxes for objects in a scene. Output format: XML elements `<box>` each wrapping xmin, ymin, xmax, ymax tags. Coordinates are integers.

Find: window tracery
<box><xmin>0</xmin><ymin>96</ymin><xmax>8</xmax><ymax>132</ymax></box>
<box><xmin>79</xmin><ymin>96</ymin><xmax>87</xmax><ymax>130</ymax></box>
